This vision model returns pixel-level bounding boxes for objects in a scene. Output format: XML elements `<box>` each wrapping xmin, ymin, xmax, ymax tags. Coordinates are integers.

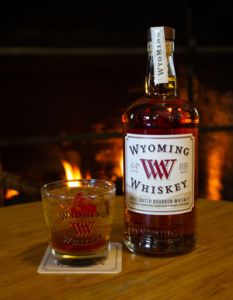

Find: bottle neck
<box><xmin>145</xmin><ymin>41</ymin><xmax>177</xmax><ymax>98</ymax></box>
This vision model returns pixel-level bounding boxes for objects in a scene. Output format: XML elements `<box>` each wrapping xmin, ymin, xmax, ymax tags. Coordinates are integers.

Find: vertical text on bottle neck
<box><xmin>145</xmin><ymin>41</ymin><xmax>177</xmax><ymax>98</ymax></box>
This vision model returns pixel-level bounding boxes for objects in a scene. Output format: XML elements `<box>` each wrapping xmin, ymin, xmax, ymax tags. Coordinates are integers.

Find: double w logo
<box><xmin>140</xmin><ymin>159</ymin><xmax>177</xmax><ymax>180</ymax></box>
<box><xmin>72</xmin><ymin>222</ymin><xmax>95</xmax><ymax>237</ymax></box>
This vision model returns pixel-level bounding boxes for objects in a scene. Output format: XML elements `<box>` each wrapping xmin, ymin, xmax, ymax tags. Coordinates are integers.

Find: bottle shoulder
<box><xmin>123</xmin><ymin>96</ymin><xmax>199</xmax><ymax>129</ymax></box>
<box><xmin>125</xmin><ymin>96</ymin><xmax>198</xmax><ymax>114</ymax></box>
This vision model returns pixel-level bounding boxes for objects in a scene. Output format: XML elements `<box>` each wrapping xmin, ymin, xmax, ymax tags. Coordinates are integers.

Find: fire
<box><xmin>206</xmin><ymin>132</ymin><xmax>229</xmax><ymax>201</ymax></box>
<box><xmin>206</xmin><ymin>148</ymin><xmax>222</xmax><ymax>201</ymax></box>
<box><xmin>85</xmin><ymin>170</ymin><xmax>91</xmax><ymax>179</ymax></box>
<box><xmin>112</xmin><ymin>149</ymin><xmax>124</xmax><ymax>180</ymax></box>
<box><xmin>120</xmin><ymin>150</ymin><xmax>124</xmax><ymax>177</ymax></box>
<box><xmin>61</xmin><ymin>160</ymin><xmax>92</xmax><ymax>187</ymax></box>
<box><xmin>61</xmin><ymin>160</ymin><xmax>82</xmax><ymax>187</ymax></box>
<box><xmin>115</xmin><ymin>149</ymin><xmax>124</xmax><ymax>178</ymax></box>
<box><xmin>5</xmin><ymin>189</ymin><xmax>19</xmax><ymax>200</ymax></box>
<box><xmin>94</xmin><ymin>139</ymin><xmax>123</xmax><ymax>181</ymax></box>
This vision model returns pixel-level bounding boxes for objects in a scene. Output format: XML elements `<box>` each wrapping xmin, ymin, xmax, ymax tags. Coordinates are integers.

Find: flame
<box><xmin>206</xmin><ymin>148</ymin><xmax>222</xmax><ymax>201</ymax></box>
<box><xmin>206</xmin><ymin>133</ymin><xmax>229</xmax><ymax>201</ymax></box>
<box><xmin>94</xmin><ymin>139</ymin><xmax>123</xmax><ymax>181</ymax></box>
<box><xmin>85</xmin><ymin>170</ymin><xmax>91</xmax><ymax>179</ymax></box>
<box><xmin>120</xmin><ymin>150</ymin><xmax>124</xmax><ymax>177</ymax></box>
<box><xmin>113</xmin><ymin>149</ymin><xmax>124</xmax><ymax>179</ymax></box>
<box><xmin>61</xmin><ymin>160</ymin><xmax>82</xmax><ymax>187</ymax></box>
<box><xmin>5</xmin><ymin>189</ymin><xmax>19</xmax><ymax>200</ymax></box>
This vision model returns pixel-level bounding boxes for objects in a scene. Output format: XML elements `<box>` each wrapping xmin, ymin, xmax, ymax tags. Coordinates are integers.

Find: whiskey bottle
<box><xmin>122</xmin><ymin>26</ymin><xmax>199</xmax><ymax>255</ymax></box>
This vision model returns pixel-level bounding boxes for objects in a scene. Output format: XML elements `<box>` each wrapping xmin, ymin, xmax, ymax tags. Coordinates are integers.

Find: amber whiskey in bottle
<box><xmin>122</xmin><ymin>27</ymin><xmax>199</xmax><ymax>255</ymax></box>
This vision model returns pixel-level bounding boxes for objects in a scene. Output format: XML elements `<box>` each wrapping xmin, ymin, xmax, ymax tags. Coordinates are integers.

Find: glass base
<box><xmin>124</xmin><ymin>235</ymin><xmax>196</xmax><ymax>256</ymax></box>
<box><xmin>51</xmin><ymin>245</ymin><xmax>109</xmax><ymax>266</ymax></box>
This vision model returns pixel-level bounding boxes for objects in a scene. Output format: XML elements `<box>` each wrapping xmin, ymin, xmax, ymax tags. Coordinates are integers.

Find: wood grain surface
<box><xmin>0</xmin><ymin>197</ymin><xmax>233</xmax><ymax>300</ymax></box>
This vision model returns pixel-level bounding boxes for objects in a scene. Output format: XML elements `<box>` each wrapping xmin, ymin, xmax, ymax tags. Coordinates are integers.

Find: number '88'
<box><xmin>179</xmin><ymin>162</ymin><xmax>188</xmax><ymax>171</ymax></box>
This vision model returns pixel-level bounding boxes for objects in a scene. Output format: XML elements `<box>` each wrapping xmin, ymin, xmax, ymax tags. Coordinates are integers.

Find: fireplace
<box><xmin>0</xmin><ymin>52</ymin><xmax>233</xmax><ymax>205</ymax></box>
<box><xmin>0</xmin><ymin>131</ymin><xmax>124</xmax><ymax>205</ymax></box>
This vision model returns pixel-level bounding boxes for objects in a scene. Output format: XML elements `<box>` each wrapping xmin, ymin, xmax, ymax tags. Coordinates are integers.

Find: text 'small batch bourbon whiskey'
<box><xmin>122</xmin><ymin>26</ymin><xmax>199</xmax><ymax>255</ymax></box>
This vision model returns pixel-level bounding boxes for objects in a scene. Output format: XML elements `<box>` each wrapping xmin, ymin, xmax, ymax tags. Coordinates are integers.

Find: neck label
<box><xmin>150</xmin><ymin>27</ymin><xmax>168</xmax><ymax>85</ymax></box>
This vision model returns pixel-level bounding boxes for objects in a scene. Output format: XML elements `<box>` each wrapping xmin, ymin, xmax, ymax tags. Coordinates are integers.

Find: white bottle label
<box><xmin>150</xmin><ymin>27</ymin><xmax>168</xmax><ymax>85</ymax></box>
<box><xmin>125</xmin><ymin>133</ymin><xmax>195</xmax><ymax>215</ymax></box>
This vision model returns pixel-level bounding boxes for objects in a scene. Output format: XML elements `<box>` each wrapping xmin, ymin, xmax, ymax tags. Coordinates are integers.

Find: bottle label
<box><xmin>150</xmin><ymin>27</ymin><xmax>168</xmax><ymax>84</ymax></box>
<box><xmin>125</xmin><ymin>133</ymin><xmax>195</xmax><ymax>215</ymax></box>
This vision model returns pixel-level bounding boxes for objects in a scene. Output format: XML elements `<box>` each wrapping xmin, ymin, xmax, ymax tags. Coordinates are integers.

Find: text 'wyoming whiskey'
<box><xmin>122</xmin><ymin>26</ymin><xmax>199</xmax><ymax>255</ymax></box>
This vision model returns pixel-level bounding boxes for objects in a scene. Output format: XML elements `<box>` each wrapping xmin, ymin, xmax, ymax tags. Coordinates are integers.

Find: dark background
<box><xmin>0</xmin><ymin>1</ymin><xmax>232</xmax><ymax>47</ymax></box>
<box><xmin>0</xmin><ymin>1</ymin><xmax>232</xmax><ymax>202</ymax></box>
<box><xmin>0</xmin><ymin>1</ymin><xmax>232</xmax><ymax>137</ymax></box>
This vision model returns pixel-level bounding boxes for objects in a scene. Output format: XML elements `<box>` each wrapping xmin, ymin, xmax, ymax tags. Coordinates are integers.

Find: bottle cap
<box><xmin>147</xmin><ymin>26</ymin><xmax>175</xmax><ymax>41</ymax></box>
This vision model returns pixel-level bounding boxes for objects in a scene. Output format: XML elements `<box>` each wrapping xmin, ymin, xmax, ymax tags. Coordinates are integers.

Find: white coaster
<box><xmin>38</xmin><ymin>242</ymin><xmax>122</xmax><ymax>274</ymax></box>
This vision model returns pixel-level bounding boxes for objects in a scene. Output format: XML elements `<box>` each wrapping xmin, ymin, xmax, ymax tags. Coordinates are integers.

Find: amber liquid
<box><xmin>42</xmin><ymin>186</ymin><xmax>114</xmax><ymax>261</ymax></box>
<box><xmin>122</xmin><ymin>95</ymin><xmax>199</xmax><ymax>255</ymax></box>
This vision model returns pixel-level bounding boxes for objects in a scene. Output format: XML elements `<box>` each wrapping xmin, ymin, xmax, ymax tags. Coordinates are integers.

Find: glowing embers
<box><xmin>5</xmin><ymin>189</ymin><xmax>19</xmax><ymax>200</ymax></box>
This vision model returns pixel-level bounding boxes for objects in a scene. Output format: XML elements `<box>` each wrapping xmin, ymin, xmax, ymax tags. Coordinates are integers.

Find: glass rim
<box><xmin>41</xmin><ymin>179</ymin><xmax>116</xmax><ymax>199</ymax></box>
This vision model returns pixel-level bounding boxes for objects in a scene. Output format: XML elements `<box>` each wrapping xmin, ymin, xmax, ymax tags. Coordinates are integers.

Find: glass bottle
<box><xmin>122</xmin><ymin>26</ymin><xmax>199</xmax><ymax>255</ymax></box>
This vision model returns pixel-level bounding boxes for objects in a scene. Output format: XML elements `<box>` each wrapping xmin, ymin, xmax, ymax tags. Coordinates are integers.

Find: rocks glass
<box><xmin>41</xmin><ymin>179</ymin><xmax>116</xmax><ymax>264</ymax></box>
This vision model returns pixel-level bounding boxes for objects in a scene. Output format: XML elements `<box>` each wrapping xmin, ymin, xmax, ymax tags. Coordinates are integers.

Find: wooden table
<box><xmin>1</xmin><ymin>197</ymin><xmax>233</xmax><ymax>300</ymax></box>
